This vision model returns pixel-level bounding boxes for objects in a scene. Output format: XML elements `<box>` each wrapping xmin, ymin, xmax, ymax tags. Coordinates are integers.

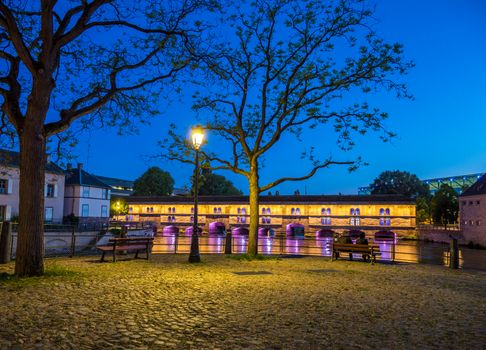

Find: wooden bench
<box><xmin>97</xmin><ymin>237</ymin><xmax>154</xmax><ymax>262</ymax></box>
<box><xmin>331</xmin><ymin>243</ymin><xmax>380</xmax><ymax>264</ymax></box>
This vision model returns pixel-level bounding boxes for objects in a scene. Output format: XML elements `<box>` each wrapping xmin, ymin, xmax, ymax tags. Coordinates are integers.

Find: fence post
<box><xmin>0</xmin><ymin>222</ymin><xmax>12</xmax><ymax>264</ymax></box>
<box><xmin>392</xmin><ymin>240</ymin><xmax>396</xmax><ymax>262</ymax></box>
<box><xmin>70</xmin><ymin>225</ymin><xmax>76</xmax><ymax>258</ymax></box>
<box><xmin>449</xmin><ymin>237</ymin><xmax>459</xmax><ymax>269</ymax></box>
<box><xmin>174</xmin><ymin>233</ymin><xmax>178</xmax><ymax>254</ymax></box>
<box><xmin>225</xmin><ymin>231</ymin><xmax>232</xmax><ymax>255</ymax></box>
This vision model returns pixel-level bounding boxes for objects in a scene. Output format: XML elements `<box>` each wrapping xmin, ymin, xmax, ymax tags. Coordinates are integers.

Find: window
<box><xmin>0</xmin><ymin>179</ymin><xmax>6</xmax><ymax>194</ymax></box>
<box><xmin>379</xmin><ymin>208</ymin><xmax>391</xmax><ymax>226</ymax></box>
<box><xmin>81</xmin><ymin>204</ymin><xmax>89</xmax><ymax>217</ymax></box>
<box><xmin>82</xmin><ymin>186</ymin><xmax>90</xmax><ymax>198</ymax></box>
<box><xmin>462</xmin><ymin>201</ymin><xmax>466</xmax><ymax>206</ymax></box>
<box><xmin>150</xmin><ymin>207</ymin><xmax>154</xmax><ymax>213</ymax></box>
<box><xmin>321</xmin><ymin>208</ymin><xmax>331</xmax><ymax>225</ymax></box>
<box><xmin>477</xmin><ymin>220</ymin><xmax>481</xmax><ymax>226</ymax></box>
<box><xmin>146</xmin><ymin>207</ymin><xmax>150</xmax><ymax>213</ymax></box>
<box><xmin>0</xmin><ymin>206</ymin><xmax>6</xmax><ymax>221</ymax></box>
<box><xmin>350</xmin><ymin>208</ymin><xmax>360</xmax><ymax>226</ymax></box>
<box><xmin>295</xmin><ymin>208</ymin><xmax>301</xmax><ymax>215</ymax></box>
<box><xmin>469</xmin><ymin>201</ymin><xmax>473</xmax><ymax>205</ymax></box>
<box><xmin>44</xmin><ymin>207</ymin><xmax>53</xmax><ymax>222</ymax></box>
<box><xmin>46</xmin><ymin>184</ymin><xmax>55</xmax><ymax>198</ymax></box>
<box><xmin>101</xmin><ymin>189</ymin><xmax>108</xmax><ymax>199</ymax></box>
<box><xmin>477</xmin><ymin>200</ymin><xmax>481</xmax><ymax>205</ymax></box>
<box><xmin>214</xmin><ymin>207</ymin><xmax>218</xmax><ymax>214</ymax></box>
<box><xmin>129</xmin><ymin>206</ymin><xmax>133</xmax><ymax>212</ymax></box>
<box><xmin>242</xmin><ymin>208</ymin><xmax>247</xmax><ymax>223</ymax></box>
<box><xmin>101</xmin><ymin>205</ymin><xmax>108</xmax><ymax>218</ymax></box>
<box><xmin>172</xmin><ymin>207</ymin><xmax>176</xmax><ymax>213</ymax></box>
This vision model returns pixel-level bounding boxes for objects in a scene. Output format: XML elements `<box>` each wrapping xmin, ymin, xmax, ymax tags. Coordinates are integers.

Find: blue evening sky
<box><xmin>73</xmin><ymin>0</ymin><xmax>486</xmax><ymax>194</ymax></box>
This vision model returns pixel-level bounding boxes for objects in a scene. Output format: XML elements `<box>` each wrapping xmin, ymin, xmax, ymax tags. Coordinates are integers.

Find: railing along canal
<box><xmin>6</xmin><ymin>226</ymin><xmax>481</xmax><ymax>269</ymax></box>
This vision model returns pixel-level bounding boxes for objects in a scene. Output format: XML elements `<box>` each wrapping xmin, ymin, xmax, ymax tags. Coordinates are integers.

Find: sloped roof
<box><xmin>0</xmin><ymin>149</ymin><xmax>65</xmax><ymax>175</ymax></box>
<box><xmin>94</xmin><ymin>175</ymin><xmax>134</xmax><ymax>189</ymax></box>
<box><xmin>65</xmin><ymin>168</ymin><xmax>110</xmax><ymax>188</ymax></box>
<box><xmin>460</xmin><ymin>174</ymin><xmax>486</xmax><ymax>197</ymax></box>
<box><xmin>126</xmin><ymin>194</ymin><xmax>414</xmax><ymax>204</ymax></box>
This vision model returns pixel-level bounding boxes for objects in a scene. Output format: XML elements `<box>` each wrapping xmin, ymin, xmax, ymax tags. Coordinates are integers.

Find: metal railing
<box><xmin>6</xmin><ymin>229</ymin><xmax>478</xmax><ymax>269</ymax></box>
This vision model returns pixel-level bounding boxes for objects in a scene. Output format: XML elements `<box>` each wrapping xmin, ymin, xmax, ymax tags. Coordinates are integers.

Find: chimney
<box><xmin>66</xmin><ymin>163</ymin><xmax>72</xmax><ymax>170</ymax></box>
<box><xmin>77</xmin><ymin>163</ymin><xmax>83</xmax><ymax>170</ymax></box>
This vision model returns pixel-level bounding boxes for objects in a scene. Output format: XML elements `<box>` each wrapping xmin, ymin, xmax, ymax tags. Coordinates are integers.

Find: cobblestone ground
<box><xmin>0</xmin><ymin>255</ymin><xmax>485</xmax><ymax>349</ymax></box>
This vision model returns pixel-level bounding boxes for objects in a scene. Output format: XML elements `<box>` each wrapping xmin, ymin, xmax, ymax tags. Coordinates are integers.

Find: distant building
<box><xmin>64</xmin><ymin>163</ymin><xmax>111</xmax><ymax>225</ymax></box>
<box><xmin>94</xmin><ymin>175</ymin><xmax>134</xmax><ymax>197</ymax></box>
<box><xmin>126</xmin><ymin>194</ymin><xmax>416</xmax><ymax>238</ymax></box>
<box><xmin>359</xmin><ymin>172</ymin><xmax>485</xmax><ymax>196</ymax></box>
<box><xmin>459</xmin><ymin>175</ymin><xmax>486</xmax><ymax>247</ymax></box>
<box><xmin>0</xmin><ymin>150</ymin><xmax>65</xmax><ymax>223</ymax></box>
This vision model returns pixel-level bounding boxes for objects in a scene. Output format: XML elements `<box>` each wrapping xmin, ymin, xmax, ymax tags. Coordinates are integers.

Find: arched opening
<box><xmin>258</xmin><ymin>227</ymin><xmax>275</xmax><ymax>236</ymax></box>
<box><xmin>374</xmin><ymin>230</ymin><xmax>395</xmax><ymax>241</ymax></box>
<box><xmin>316</xmin><ymin>229</ymin><xmax>335</xmax><ymax>238</ymax></box>
<box><xmin>163</xmin><ymin>225</ymin><xmax>179</xmax><ymax>235</ymax></box>
<box><xmin>209</xmin><ymin>221</ymin><xmax>226</xmax><ymax>235</ymax></box>
<box><xmin>232</xmin><ymin>227</ymin><xmax>249</xmax><ymax>236</ymax></box>
<box><xmin>185</xmin><ymin>226</ymin><xmax>203</xmax><ymax>235</ymax></box>
<box><xmin>286</xmin><ymin>223</ymin><xmax>305</xmax><ymax>236</ymax></box>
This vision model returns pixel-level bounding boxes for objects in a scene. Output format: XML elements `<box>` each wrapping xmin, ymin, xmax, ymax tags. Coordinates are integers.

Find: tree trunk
<box><xmin>14</xmin><ymin>71</ymin><xmax>52</xmax><ymax>276</ymax></box>
<box><xmin>15</xmin><ymin>124</ymin><xmax>47</xmax><ymax>276</ymax></box>
<box><xmin>247</xmin><ymin>163</ymin><xmax>260</xmax><ymax>256</ymax></box>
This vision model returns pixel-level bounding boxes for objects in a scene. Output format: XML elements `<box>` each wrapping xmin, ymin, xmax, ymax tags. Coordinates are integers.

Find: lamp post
<box><xmin>189</xmin><ymin>126</ymin><xmax>204</xmax><ymax>263</ymax></box>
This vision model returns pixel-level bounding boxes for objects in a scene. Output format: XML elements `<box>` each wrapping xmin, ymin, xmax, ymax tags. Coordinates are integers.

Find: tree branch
<box><xmin>260</xmin><ymin>159</ymin><xmax>355</xmax><ymax>193</ymax></box>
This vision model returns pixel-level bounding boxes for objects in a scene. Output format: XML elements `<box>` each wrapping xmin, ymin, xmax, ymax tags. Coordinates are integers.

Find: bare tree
<box><xmin>163</xmin><ymin>0</ymin><xmax>413</xmax><ymax>256</ymax></box>
<box><xmin>0</xmin><ymin>0</ymin><xmax>208</xmax><ymax>276</ymax></box>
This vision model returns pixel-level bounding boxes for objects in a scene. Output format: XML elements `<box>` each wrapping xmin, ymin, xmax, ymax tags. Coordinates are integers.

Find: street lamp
<box><xmin>189</xmin><ymin>126</ymin><xmax>204</xmax><ymax>263</ymax></box>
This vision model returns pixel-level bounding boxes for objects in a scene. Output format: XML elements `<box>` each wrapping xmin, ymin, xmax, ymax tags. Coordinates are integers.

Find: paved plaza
<box><xmin>0</xmin><ymin>255</ymin><xmax>485</xmax><ymax>349</ymax></box>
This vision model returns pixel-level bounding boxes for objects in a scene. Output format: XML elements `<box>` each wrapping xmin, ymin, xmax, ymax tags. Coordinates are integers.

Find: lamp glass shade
<box><xmin>191</xmin><ymin>127</ymin><xmax>204</xmax><ymax>148</ymax></box>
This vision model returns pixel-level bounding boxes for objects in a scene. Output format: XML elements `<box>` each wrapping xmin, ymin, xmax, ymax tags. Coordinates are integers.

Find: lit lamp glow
<box><xmin>191</xmin><ymin>126</ymin><xmax>204</xmax><ymax>149</ymax></box>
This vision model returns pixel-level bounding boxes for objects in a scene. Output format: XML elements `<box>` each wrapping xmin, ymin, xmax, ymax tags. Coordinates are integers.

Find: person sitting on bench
<box><xmin>355</xmin><ymin>232</ymin><xmax>369</xmax><ymax>262</ymax></box>
<box><xmin>336</xmin><ymin>234</ymin><xmax>353</xmax><ymax>260</ymax></box>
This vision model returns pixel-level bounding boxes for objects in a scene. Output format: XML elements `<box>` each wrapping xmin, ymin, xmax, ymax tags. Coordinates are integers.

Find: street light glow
<box><xmin>191</xmin><ymin>126</ymin><xmax>204</xmax><ymax>149</ymax></box>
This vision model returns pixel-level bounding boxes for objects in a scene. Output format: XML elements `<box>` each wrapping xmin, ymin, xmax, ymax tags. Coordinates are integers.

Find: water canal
<box><xmin>152</xmin><ymin>233</ymin><xmax>486</xmax><ymax>271</ymax></box>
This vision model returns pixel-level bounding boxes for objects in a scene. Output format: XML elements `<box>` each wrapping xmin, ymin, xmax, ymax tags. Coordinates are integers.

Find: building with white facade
<box><xmin>0</xmin><ymin>150</ymin><xmax>65</xmax><ymax>222</ymax></box>
<box><xmin>64</xmin><ymin>163</ymin><xmax>111</xmax><ymax>225</ymax></box>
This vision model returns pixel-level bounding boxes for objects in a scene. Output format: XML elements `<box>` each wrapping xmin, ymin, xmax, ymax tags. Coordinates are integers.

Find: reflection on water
<box><xmin>152</xmin><ymin>233</ymin><xmax>486</xmax><ymax>270</ymax></box>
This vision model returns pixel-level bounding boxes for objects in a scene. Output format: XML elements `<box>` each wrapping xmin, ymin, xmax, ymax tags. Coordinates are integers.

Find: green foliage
<box><xmin>370</xmin><ymin>170</ymin><xmax>431</xmax><ymax>223</ymax></box>
<box><xmin>227</xmin><ymin>254</ymin><xmax>280</xmax><ymax>261</ymax></box>
<box><xmin>431</xmin><ymin>184</ymin><xmax>458</xmax><ymax>228</ymax></box>
<box><xmin>132</xmin><ymin>167</ymin><xmax>174</xmax><ymax>196</ymax></box>
<box><xmin>198</xmin><ymin>168</ymin><xmax>242</xmax><ymax>195</ymax></box>
<box><xmin>110</xmin><ymin>198</ymin><xmax>129</xmax><ymax>217</ymax></box>
<box><xmin>416</xmin><ymin>196</ymin><xmax>431</xmax><ymax>224</ymax></box>
<box><xmin>370</xmin><ymin>170</ymin><xmax>429</xmax><ymax>199</ymax></box>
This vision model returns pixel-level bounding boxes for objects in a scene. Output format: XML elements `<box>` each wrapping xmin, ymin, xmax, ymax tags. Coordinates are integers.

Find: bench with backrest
<box><xmin>97</xmin><ymin>237</ymin><xmax>154</xmax><ymax>262</ymax></box>
<box><xmin>332</xmin><ymin>243</ymin><xmax>380</xmax><ymax>264</ymax></box>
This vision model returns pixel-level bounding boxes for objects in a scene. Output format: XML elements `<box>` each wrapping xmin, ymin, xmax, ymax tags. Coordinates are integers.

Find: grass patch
<box><xmin>227</xmin><ymin>254</ymin><xmax>281</xmax><ymax>261</ymax></box>
<box><xmin>0</xmin><ymin>265</ymin><xmax>81</xmax><ymax>287</ymax></box>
